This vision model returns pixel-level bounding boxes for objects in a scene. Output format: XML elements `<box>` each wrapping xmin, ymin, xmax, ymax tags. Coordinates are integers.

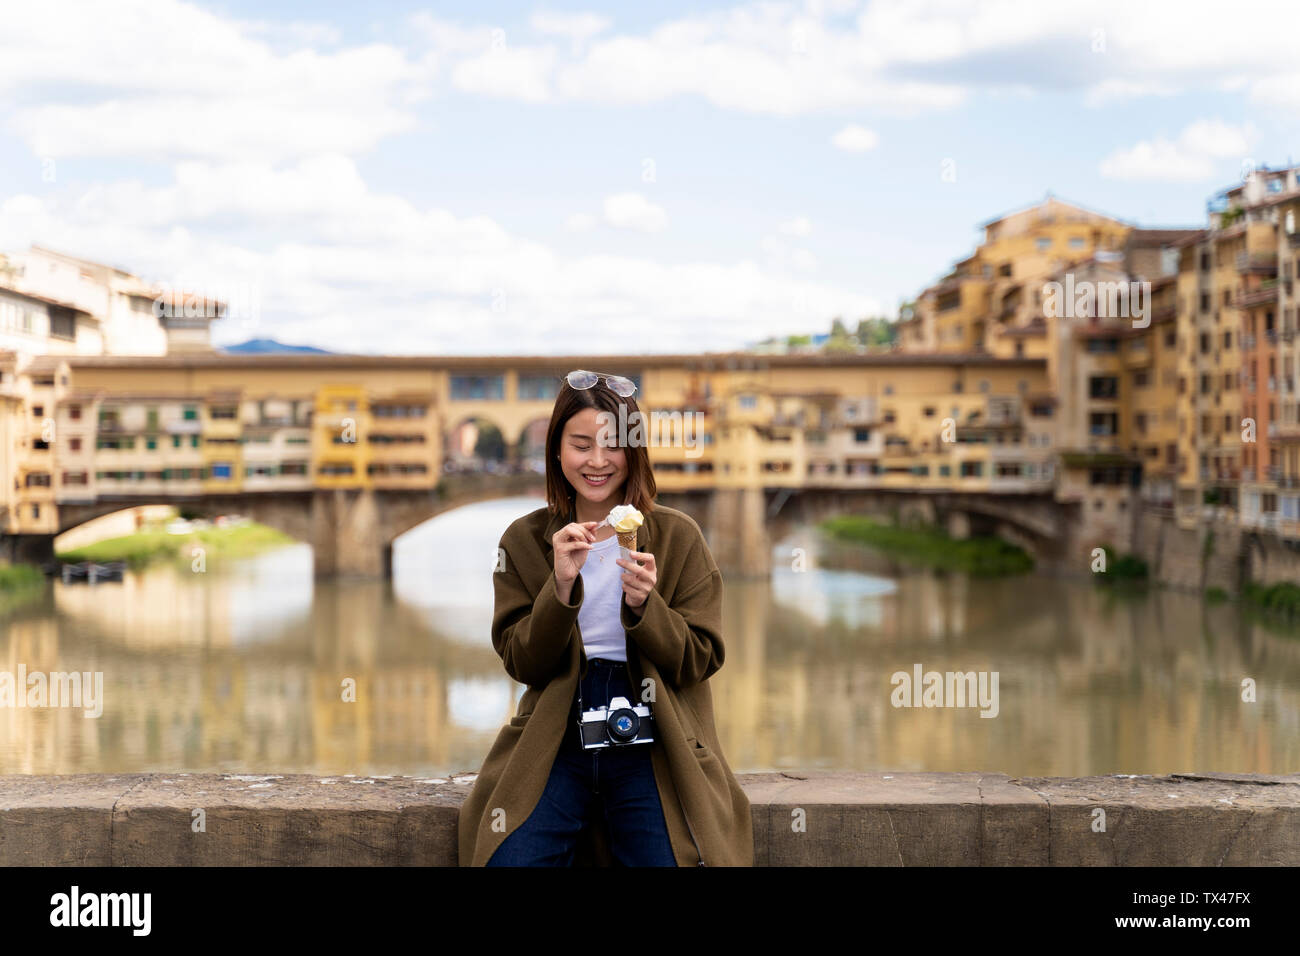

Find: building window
<box><xmin>1068</xmin><ymin>237</ymin><xmax>1085</xmax><ymax>249</ymax></box>
<box><xmin>516</xmin><ymin>374</ymin><xmax>559</xmax><ymax>401</ymax></box>
<box><xmin>738</xmin><ymin>394</ymin><xmax>757</xmax><ymax>409</ymax></box>
<box><xmin>960</xmin><ymin>460</ymin><xmax>984</xmax><ymax>477</ymax></box>
<box><xmin>1089</xmin><ymin>376</ymin><xmax>1119</xmax><ymax>399</ymax></box>
<box><xmin>1036</xmin><ymin>237</ymin><xmax>1051</xmax><ymax>251</ymax></box>
<box><xmin>69</xmin><ymin>405</ymin><xmax>81</xmax><ymax>420</ymax></box>
<box><xmin>211</xmin><ymin>462</ymin><xmax>233</xmax><ymax>479</ymax></box>
<box><xmin>450</xmin><ymin>374</ymin><xmax>505</xmax><ymax>400</ymax></box>
<box><xmin>70</xmin><ymin>437</ymin><xmax>81</xmax><ymax>451</ymax></box>
<box><xmin>183</xmin><ymin>406</ymin><xmax>198</xmax><ymax>420</ymax></box>
<box><xmin>1089</xmin><ymin>412</ymin><xmax>1118</xmax><ymax>436</ymax></box>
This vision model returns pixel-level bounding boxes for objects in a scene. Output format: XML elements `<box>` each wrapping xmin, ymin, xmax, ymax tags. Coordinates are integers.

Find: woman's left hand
<box><xmin>618</xmin><ymin>550</ymin><xmax>656</xmax><ymax>614</ymax></box>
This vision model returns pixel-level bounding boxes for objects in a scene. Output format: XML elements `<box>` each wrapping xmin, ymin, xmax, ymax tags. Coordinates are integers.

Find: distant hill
<box><xmin>222</xmin><ymin>338</ymin><xmax>334</xmax><ymax>354</ymax></box>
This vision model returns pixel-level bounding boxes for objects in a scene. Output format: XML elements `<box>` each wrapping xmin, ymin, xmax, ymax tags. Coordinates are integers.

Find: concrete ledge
<box><xmin>0</xmin><ymin>771</ymin><xmax>1295</xmax><ymax>866</ymax></box>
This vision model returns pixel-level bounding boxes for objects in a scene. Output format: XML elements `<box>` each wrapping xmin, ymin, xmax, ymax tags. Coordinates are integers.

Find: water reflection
<box><xmin>1</xmin><ymin>495</ymin><xmax>1296</xmax><ymax>777</ymax></box>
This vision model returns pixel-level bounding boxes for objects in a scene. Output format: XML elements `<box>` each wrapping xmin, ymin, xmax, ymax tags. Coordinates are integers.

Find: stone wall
<box><xmin>1132</xmin><ymin>510</ymin><xmax>1245</xmax><ymax>594</ymax></box>
<box><xmin>2</xmin><ymin>771</ymin><xmax>1295</xmax><ymax>866</ymax></box>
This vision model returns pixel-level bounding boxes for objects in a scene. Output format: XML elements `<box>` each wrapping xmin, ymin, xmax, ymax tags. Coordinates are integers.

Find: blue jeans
<box><xmin>486</xmin><ymin>658</ymin><xmax>677</xmax><ymax>866</ymax></box>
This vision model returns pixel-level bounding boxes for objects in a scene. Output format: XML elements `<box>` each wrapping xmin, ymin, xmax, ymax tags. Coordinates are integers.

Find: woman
<box><xmin>457</xmin><ymin>369</ymin><xmax>753</xmax><ymax>866</ymax></box>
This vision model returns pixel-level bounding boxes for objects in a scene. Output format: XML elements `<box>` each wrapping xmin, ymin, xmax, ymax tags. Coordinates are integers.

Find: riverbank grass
<box><xmin>57</xmin><ymin>521</ymin><xmax>296</xmax><ymax>569</ymax></box>
<box><xmin>819</xmin><ymin>516</ymin><xmax>1033</xmax><ymax>575</ymax></box>
<box><xmin>0</xmin><ymin>563</ymin><xmax>45</xmax><ymax>591</ymax></box>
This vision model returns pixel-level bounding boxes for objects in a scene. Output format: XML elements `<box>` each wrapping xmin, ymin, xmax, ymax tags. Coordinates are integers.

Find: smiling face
<box><xmin>559</xmin><ymin>407</ymin><xmax>628</xmax><ymax>520</ymax></box>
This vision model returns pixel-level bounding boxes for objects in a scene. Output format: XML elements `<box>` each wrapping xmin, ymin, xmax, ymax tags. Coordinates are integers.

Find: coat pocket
<box><xmin>685</xmin><ymin>735</ymin><xmax>713</xmax><ymax>758</ymax></box>
<box><xmin>508</xmin><ymin>712</ymin><xmax>532</xmax><ymax>728</ymax></box>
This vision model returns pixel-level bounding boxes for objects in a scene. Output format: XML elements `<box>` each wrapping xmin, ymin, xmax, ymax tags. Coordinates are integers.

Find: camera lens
<box><xmin>606</xmin><ymin>707</ymin><xmax>638</xmax><ymax>743</ymax></box>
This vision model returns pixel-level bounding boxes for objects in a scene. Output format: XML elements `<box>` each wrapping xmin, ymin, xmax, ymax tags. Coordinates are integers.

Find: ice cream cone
<box><xmin>617</xmin><ymin>529</ymin><xmax>637</xmax><ymax>553</ymax></box>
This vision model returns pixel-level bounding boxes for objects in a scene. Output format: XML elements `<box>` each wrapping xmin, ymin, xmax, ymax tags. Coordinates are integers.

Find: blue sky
<box><xmin>1</xmin><ymin>0</ymin><xmax>1297</xmax><ymax>354</ymax></box>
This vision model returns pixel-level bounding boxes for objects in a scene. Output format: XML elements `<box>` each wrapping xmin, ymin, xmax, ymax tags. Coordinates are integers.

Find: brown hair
<box><xmin>545</xmin><ymin>372</ymin><xmax>656</xmax><ymax>526</ymax></box>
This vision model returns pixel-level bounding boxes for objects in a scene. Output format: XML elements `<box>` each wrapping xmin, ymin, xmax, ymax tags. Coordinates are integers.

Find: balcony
<box><xmin>1236</xmin><ymin>251</ymin><xmax>1278</xmax><ymax>274</ymax></box>
<box><xmin>1236</xmin><ymin>281</ymin><xmax>1279</xmax><ymax>308</ymax></box>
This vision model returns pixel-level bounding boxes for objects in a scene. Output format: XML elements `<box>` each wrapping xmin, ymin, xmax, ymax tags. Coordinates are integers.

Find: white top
<box><xmin>577</xmin><ymin>533</ymin><xmax>627</xmax><ymax>662</ymax></box>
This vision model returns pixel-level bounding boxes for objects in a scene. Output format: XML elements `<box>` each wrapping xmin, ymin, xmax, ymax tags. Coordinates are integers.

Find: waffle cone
<box><xmin>616</xmin><ymin>529</ymin><xmax>637</xmax><ymax>551</ymax></box>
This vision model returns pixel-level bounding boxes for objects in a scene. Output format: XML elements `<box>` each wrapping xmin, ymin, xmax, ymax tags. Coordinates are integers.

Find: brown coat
<box><xmin>457</xmin><ymin>499</ymin><xmax>753</xmax><ymax>866</ymax></box>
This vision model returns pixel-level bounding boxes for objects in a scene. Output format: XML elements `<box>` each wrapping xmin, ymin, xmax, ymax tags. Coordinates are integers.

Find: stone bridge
<box><xmin>3</xmin><ymin>478</ymin><xmax>1078</xmax><ymax>578</ymax></box>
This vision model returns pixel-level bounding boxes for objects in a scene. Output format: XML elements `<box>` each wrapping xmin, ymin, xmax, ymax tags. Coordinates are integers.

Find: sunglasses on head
<box><xmin>564</xmin><ymin>369</ymin><xmax>637</xmax><ymax>397</ymax></box>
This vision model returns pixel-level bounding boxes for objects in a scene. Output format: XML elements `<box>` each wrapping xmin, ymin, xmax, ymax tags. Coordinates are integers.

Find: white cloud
<box><xmin>1</xmin><ymin>1</ymin><xmax>428</xmax><ymax>164</ymax></box>
<box><xmin>1099</xmin><ymin>120</ymin><xmax>1254</xmax><ymax>182</ymax></box>
<box><xmin>779</xmin><ymin>217</ymin><xmax>813</xmax><ymax>236</ymax></box>
<box><xmin>602</xmin><ymin>193</ymin><xmax>668</xmax><ymax>232</ymax></box>
<box><xmin>565</xmin><ymin>212</ymin><xmax>597</xmax><ymax>232</ymax></box>
<box><xmin>530</xmin><ymin>11</ymin><xmax>611</xmax><ymax>49</ymax></box>
<box><xmin>1082</xmin><ymin>79</ymin><xmax>1178</xmax><ymax>108</ymax></box>
<box><xmin>448</xmin><ymin>36</ymin><xmax>557</xmax><ymax>101</ymax></box>
<box><xmin>832</xmin><ymin>124</ymin><xmax>879</xmax><ymax>152</ymax></box>
<box><xmin>1249</xmin><ymin>73</ymin><xmax>1300</xmax><ymax>110</ymax></box>
<box><xmin>0</xmin><ymin>161</ymin><xmax>877</xmax><ymax>353</ymax></box>
<box><xmin>413</xmin><ymin>1</ymin><xmax>1300</xmax><ymax>117</ymax></box>
<box><xmin>761</xmin><ymin>234</ymin><xmax>818</xmax><ymax>273</ymax></box>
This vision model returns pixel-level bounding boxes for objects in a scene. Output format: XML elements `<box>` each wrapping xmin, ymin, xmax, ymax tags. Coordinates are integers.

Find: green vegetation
<box><xmin>1205</xmin><ymin>586</ymin><xmax>1230</xmax><ymax>604</ymax></box>
<box><xmin>1241</xmin><ymin>581</ymin><xmax>1300</xmax><ymax>622</ymax></box>
<box><xmin>819</xmin><ymin>515</ymin><xmax>1033</xmax><ymax>575</ymax></box>
<box><xmin>0</xmin><ymin>562</ymin><xmax>46</xmax><ymax>613</ymax></box>
<box><xmin>1095</xmin><ymin>544</ymin><xmax>1149</xmax><ymax>582</ymax></box>
<box><xmin>57</xmin><ymin>521</ymin><xmax>296</xmax><ymax>569</ymax></box>
<box><xmin>0</xmin><ymin>563</ymin><xmax>44</xmax><ymax>591</ymax></box>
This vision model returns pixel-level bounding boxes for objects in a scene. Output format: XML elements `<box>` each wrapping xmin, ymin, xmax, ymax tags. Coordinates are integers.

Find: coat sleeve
<box><xmin>492</xmin><ymin>536</ymin><xmax>585</xmax><ymax>687</ymax></box>
<box><xmin>619</xmin><ymin>533</ymin><xmax>724</xmax><ymax>688</ymax></box>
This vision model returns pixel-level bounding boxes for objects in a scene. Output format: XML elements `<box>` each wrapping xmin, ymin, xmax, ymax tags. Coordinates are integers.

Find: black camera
<box><xmin>578</xmin><ymin>695</ymin><xmax>655</xmax><ymax>748</ymax></box>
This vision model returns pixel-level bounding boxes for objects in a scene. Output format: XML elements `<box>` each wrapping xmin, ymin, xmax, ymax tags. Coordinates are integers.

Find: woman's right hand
<box><xmin>553</xmin><ymin>521</ymin><xmax>598</xmax><ymax>590</ymax></box>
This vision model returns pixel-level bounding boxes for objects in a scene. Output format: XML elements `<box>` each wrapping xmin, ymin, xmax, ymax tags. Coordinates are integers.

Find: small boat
<box><xmin>46</xmin><ymin>560</ymin><xmax>127</xmax><ymax>583</ymax></box>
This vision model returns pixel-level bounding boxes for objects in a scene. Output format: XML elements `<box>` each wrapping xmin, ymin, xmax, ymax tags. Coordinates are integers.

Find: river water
<box><xmin>1</xmin><ymin>495</ymin><xmax>1296</xmax><ymax>777</ymax></box>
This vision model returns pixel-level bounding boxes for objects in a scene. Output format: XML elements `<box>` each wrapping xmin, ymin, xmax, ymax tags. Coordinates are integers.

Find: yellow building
<box><xmin>903</xmin><ymin>197</ymin><xmax>1133</xmax><ymax>356</ymax></box>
